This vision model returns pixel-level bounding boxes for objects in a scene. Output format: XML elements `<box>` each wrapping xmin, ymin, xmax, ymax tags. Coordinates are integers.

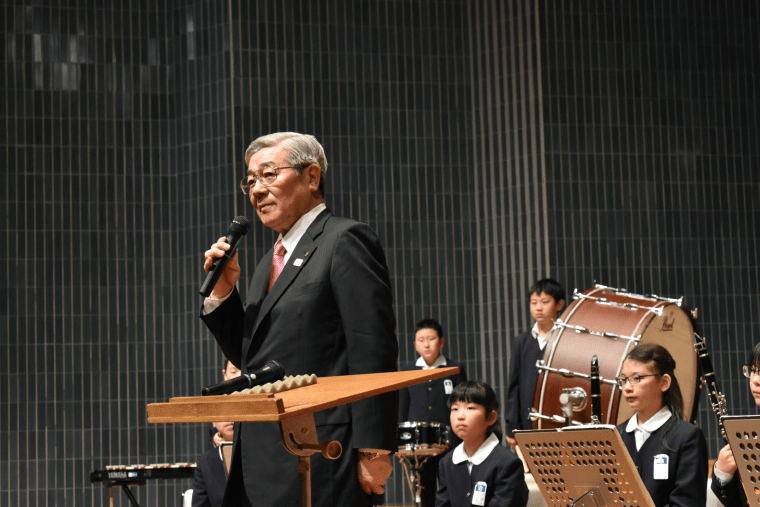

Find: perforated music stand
<box><xmin>147</xmin><ymin>367</ymin><xmax>460</xmax><ymax>507</ymax></box>
<box><xmin>514</xmin><ymin>424</ymin><xmax>654</xmax><ymax>507</ymax></box>
<box><xmin>721</xmin><ymin>415</ymin><xmax>760</xmax><ymax>504</ymax></box>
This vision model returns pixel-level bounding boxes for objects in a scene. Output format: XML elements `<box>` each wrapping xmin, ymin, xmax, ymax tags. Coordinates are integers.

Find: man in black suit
<box><xmin>201</xmin><ymin>132</ymin><xmax>398</xmax><ymax>507</ymax></box>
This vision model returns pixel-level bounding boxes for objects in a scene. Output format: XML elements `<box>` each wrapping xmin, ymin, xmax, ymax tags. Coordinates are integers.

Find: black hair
<box><xmin>414</xmin><ymin>318</ymin><xmax>444</xmax><ymax>340</ymax></box>
<box><xmin>222</xmin><ymin>357</ymin><xmax>233</xmax><ymax>371</ymax></box>
<box><xmin>750</xmin><ymin>342</ymin><xmax>760</xmax><ymax>370</ymax></box>
<box><xmin>448</xmin><ymin>381</ymin><xmax>503</xmax><ymax>441</ymax></box>
<box><xmin>529</xmin><ymin>278</ymin><xmax>566</xmax><ymax>306</ymax></box>
<box><xmin>625</xmin><ymin>343</ymin><xmax>684</xmax><ymax>451</ymax></box>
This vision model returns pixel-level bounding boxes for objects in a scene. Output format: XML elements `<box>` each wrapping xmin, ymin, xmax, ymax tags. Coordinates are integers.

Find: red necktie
<box><xmin>268</xmin><ymin>241</ymin><xmax>286</xmax><ymax>292</ymax></box>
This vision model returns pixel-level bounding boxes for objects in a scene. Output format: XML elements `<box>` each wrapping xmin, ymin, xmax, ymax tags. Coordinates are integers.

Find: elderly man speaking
<box><xmin>200</xmin><ymin>132</ymin><xmax>398</xmax><ymax>507</ymax></box>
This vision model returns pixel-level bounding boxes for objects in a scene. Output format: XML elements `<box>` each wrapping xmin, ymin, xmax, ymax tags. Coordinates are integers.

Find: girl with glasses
<box><xmin>616</xmin><ymin>343</ymin><xmax>708</xmax><ymax>507</ymax></box>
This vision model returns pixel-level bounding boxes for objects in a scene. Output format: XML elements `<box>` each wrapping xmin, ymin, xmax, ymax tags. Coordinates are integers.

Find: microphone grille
<box><xmin>230</xmin><ymin>215</ymin><xmax>251</xmax><ymax>234</ymax></box>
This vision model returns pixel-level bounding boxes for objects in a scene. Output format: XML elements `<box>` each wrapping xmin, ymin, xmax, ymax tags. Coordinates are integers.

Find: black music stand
<box><xmin>720</xmin><ymin>415</ymin><xmax>760</xmax><ymax>505</ymax></box>
<box><xmin>514</xmin><ymin>424</ymin><xmax>655</xmax><ymax>507</ymax></box>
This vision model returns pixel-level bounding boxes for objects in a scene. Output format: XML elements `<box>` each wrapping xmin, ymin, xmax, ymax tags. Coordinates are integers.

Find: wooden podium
<box><xmin>147</xmin><ymin>367</ymin><xmax>460</xmax><ymax>507</ymax></box>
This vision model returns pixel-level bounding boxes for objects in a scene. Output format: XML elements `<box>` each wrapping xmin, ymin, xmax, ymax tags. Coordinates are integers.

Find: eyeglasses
<box><xmin>615</xmin><ymin>374</ymin><xmax>660</xmax><ymax>388</ymax></box>
<box><xmin>743</xmin><ymin>364</ymin><xmax>760</xmax><ymax>378</ymax></box>
<box><xmin>239</xmin><ymin>166</ymin><xmax>302</xmax><ymax>195</ymax></box>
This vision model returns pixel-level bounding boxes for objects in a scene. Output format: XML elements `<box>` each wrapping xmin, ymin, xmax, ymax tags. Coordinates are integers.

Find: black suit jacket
<box><xmin>201</xmin><ymin>209</ymin><xmax>398</xmax><ymax>507</ymax></box>
<box><xmin>192</xmin><ymin>445</ymin><xmax>227</xmax><ymax>507</ymax></box>
<box><xmin>618</xmin><ymin>416</ymin><xmax>708</xmax><ymax>507</ymax></box>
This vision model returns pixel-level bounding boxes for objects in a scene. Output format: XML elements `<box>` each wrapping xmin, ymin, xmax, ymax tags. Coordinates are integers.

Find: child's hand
<box><xmin>715</xmin><ymin>443</ymin><xmax>737</xmax><ymax>476</ymax></box>
<box><xmin>505</xmin><ymin>435</ymin><xmax>518</xmax><ymax>448</ymax></box>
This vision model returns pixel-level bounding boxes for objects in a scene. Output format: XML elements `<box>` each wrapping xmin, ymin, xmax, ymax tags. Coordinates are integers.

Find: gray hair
<box><xmin>244</xmin><ymin>132</ymin><xmax>328</xmax><ymax>196</ymax></box>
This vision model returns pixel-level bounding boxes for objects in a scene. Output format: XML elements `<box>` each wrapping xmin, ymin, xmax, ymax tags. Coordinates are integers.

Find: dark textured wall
<box><xmin>2</xmin><ymin>0</ymin><xmax>758</xmax><ymax>505</ymax></box>
<box><xmin>538</xmin><ymin>0</ymin><xmax>760</xmax><ymax>452</ymax></box>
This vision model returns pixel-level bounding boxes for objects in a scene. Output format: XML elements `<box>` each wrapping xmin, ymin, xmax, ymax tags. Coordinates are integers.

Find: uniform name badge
<box><xmin>653</xmin><ymin>454</ymin><xmax>669</xmax><ymax>480</ymax></box>
<box><xmin>444</xmin><ymin>379</ymin><xmax>453</xmax><ymax>394</ymax></box>
<box><xmin>472</xmin><ymin>481</ymin><xmax>487</xmax><ymax>506</ymax></box>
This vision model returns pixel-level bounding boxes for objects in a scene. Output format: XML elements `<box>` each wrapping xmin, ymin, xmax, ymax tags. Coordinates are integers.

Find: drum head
<box><xmin>617</xmin><ymin>299</ymin><xmax>698</xmax><ymax>423</ymax></box>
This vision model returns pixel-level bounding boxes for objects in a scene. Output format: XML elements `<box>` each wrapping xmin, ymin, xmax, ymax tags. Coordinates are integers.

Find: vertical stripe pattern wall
<box><xmin>467</xmin><ymin>0</ymin><xmax>549</xmax><ymax>411</ymax></box>
<box><xmin>2</xmin><ymin>1</ymin><xmax>759</xmax><ymax>505</ymax></box>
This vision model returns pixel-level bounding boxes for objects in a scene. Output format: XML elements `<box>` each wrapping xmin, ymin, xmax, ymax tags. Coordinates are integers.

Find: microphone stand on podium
<box><xmin>147</xmin><ymin>367</ymin><xmax>460</xmax><ymax>507</ymax></box>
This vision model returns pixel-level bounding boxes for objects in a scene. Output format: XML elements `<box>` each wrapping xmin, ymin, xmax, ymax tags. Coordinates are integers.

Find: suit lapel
<box><xmin>251</xmin><ymin>209</ymin><xmax>331</xmax><ymax>333</ymax></box>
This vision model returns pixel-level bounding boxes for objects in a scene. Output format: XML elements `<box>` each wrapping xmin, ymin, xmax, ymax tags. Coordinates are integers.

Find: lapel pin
<box><xmin>294</xmin><ymin>258</ymin><xmax>304</xmax><ymax>267</ymax></box>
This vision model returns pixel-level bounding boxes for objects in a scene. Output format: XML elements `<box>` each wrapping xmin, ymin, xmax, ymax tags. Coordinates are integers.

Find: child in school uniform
<box><xmin>398</xmin><ymin>318</ymin><xmax>468</xmax><ymax>507</ymax></box>
<box><xmin>435</xmin><ymin>381</ymin><xmax>528</xmax><ymax>507</ymax></box>
<box><xmin>505</xmin><ymin>279</ymin><xmax>565</xmax><ymax>448</ymax></box>
<box><xmin>710</xmin><ymin>341</ymin><xmax>760</xmax><ymax>506</ymax></box>
<box><xmin>616</xmin><ymin>343</ymin><xmax>708</xmax><ymax>507</ymax></box>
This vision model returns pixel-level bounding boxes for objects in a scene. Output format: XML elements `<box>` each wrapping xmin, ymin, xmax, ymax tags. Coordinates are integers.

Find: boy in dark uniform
<box><xmin>398</xmin><ymin>319</ymin><xmax>467</xmax><ymax>507</ymax></box>
<box><xmin>504</xmin><ymin>279</ymin><xmax>565</xmax><ymax>449</ymax></box>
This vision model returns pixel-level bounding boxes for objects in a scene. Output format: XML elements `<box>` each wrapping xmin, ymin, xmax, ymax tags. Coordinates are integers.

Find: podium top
<box><xmin>147</xmin><ymin>367</ymin><xmax>460</xmax><ymax>424</ymax></box>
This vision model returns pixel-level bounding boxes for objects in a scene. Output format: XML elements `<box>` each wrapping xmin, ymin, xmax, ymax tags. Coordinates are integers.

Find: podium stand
<box><xmin>721</xmin><ymin>415</ymin><xmax>760</xmax><ymax>505</ymax></box>
<box><xmin>514</xmin><ymin>425</ymin><xmax>654</xmax><ymax>507</ymax></box>
<box><xmin>147</xmin><ymin>367</ymin><xmax>460</xmax><ymax>507</ymax></box>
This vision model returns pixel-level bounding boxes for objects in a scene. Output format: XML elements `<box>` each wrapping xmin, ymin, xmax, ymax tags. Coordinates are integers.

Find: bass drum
<box><xmin>532</xmin><ymin>285</ymin><xmax>699</xmax><ymax>429</ymax></box>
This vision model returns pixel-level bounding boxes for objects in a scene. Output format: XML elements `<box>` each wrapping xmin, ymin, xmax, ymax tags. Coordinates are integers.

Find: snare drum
<box><xmin>531</xmin><ymin>285</ymin><xmax>699</xmax><ymax>429</ymax></box>
<box><xmin>396</xmin><ymin>421</ymin><xmax>451</xmax><ymax>450</ymax></box>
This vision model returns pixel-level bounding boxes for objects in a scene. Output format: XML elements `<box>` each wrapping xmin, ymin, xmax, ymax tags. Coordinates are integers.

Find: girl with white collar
<box><xmin>616</xmin><ymin>343</ymin><xmax>708</xmax><ymax>507</ymax></box>
<box><xmin>435</xmin><ymin>381</ymin><xmax>528</xmax><ymax>507</ymax></box>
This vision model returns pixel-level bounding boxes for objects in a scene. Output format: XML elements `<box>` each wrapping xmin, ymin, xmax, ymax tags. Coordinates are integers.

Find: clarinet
<box><xmin>695</xmin><ymin>333</ymin><xmax>728</xmax><ymax>442</ymax></box>
<box><xmin>590</xmin><ymin>355</ymin><xmax>602</xmax><ymax>424</ymax></box>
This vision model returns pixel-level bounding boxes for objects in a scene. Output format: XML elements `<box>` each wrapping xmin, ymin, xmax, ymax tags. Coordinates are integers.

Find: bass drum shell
<box><xmin>532</xmin><ymin>286</ymin><xmax>699</xmax><ymax>429</ymax></box>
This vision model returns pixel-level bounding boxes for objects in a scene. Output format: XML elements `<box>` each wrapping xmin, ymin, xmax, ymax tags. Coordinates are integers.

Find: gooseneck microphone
<box><xmin>201</xmin><ymin>360</ymin><xmax>286</xmax><ymax>396</ymax></box>
<box><xmin>199</xmin><ymin>216</ymin><xmax>251</xmax><ymax>297</ymax></box>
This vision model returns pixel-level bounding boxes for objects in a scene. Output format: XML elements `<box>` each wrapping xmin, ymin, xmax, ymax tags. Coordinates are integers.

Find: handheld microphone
<box><xmin>201</xmin><ymin>360</ymin><xmax>286</xmax><ymax>396</ymax></box>
<box><xmin>590</xmin><ymin>355</ymin><xmax>602</xmax><ymax>422</ymax></box>
<box><xmin>199</xmin><ymin>216</ymin><xmax>251</xmax><ymax>297</ymax></box>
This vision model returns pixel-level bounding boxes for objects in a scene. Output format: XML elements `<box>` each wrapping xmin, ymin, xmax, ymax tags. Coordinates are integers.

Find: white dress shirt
<box><xmin>415</xmin><ymin>354</ymin><xmax>448</xmax><ymax>370</ymax></box>
<box><xmin>531</xmin><ymin>322</ymin><xmax>550</xmax><ymax>350</ymax></box>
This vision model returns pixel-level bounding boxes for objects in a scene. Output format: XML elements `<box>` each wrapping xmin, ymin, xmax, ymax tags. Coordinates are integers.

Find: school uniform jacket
<box><xmin>398</xmin><ymin>357</ymin><xmax>467</xmax><ymax>507</ymax></box>
<box><xmin>710</xmin><ymin>468</ymin><xmax>748</xmax><ymax>506</ymax></box>
<box><xmin>192</xmin><ymin>445</ymin><xmax>227</xmax><ymax>507</ymax></box>
<box><xmin>435</xmin><ymin>442</ymin><xmax>528</xmax><ymax>507</ymax></box>
<box><xmin>504</xmin><ymin>329</ymin><xmax>544</xmax><ymax>436</ymax></box>
<box><xmin>617</xmin><ymin>416</ymin><xmax>708</xmax><ymax>507</ymax></box>
<box><xmin>398</xmin><ymin>357</ymin><xmax>467</xmax><ymax>425</ymax></box>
